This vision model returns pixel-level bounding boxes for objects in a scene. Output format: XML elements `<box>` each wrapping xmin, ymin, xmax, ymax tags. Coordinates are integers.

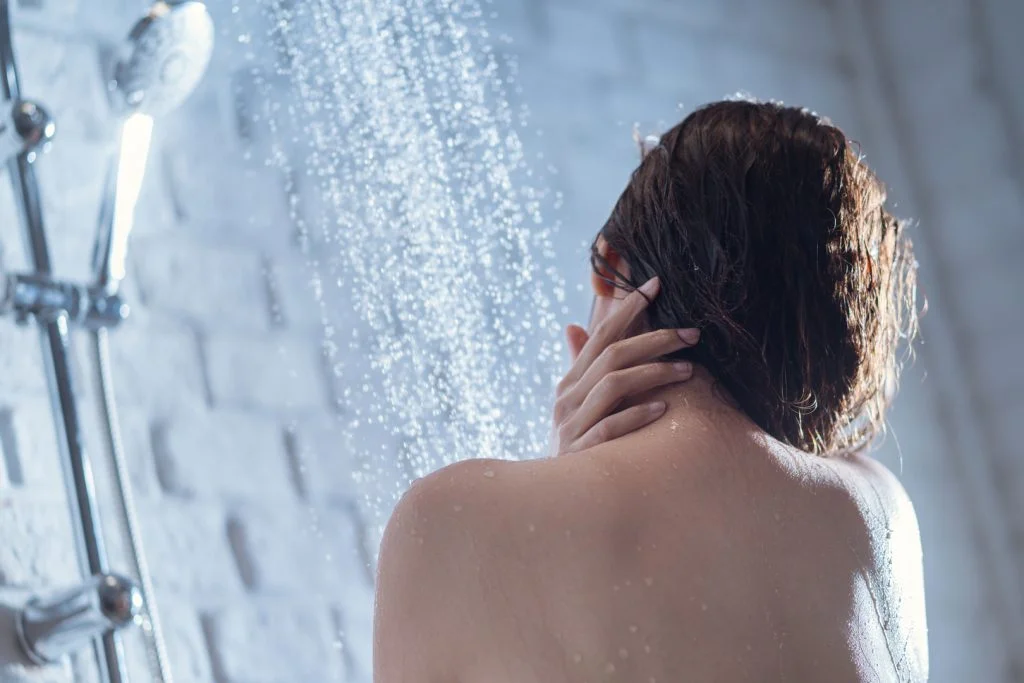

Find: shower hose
<box><xmin>90</xmin><ymin>327</ymin><xmax>174</xmax><ymax>683</ymax></box>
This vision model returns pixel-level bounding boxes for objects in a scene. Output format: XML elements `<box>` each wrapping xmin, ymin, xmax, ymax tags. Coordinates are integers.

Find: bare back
<box><xmin>457</xmin><ymin>406</ymin><xmax>928</xmax><ymax>683</ymax></box>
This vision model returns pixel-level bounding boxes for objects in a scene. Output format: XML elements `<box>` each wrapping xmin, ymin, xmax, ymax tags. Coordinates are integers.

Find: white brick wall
<box><xmin>0</xmin><ymin>0</ymin><xmax>1020</xmax><ymax>682</ymax></box>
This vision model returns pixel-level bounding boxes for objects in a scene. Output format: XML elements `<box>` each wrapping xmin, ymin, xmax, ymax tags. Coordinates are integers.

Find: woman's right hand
<box><xmin>549</xmin><ymin>277</ymin><xmax>700</xmax><ymax>457</ymax></box>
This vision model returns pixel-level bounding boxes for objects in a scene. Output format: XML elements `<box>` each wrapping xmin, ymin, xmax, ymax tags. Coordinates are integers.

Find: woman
<box><xmin>374</xmin><ymin>100</ymin><xmax>927</xmax><ymax>682</ymax></box>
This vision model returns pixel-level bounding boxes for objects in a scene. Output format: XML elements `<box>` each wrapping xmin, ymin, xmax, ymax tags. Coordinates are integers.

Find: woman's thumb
<box><xmin>566</xmin><ymin>324</ymin><xmax>589</xmax><ymax>362</ymax></box>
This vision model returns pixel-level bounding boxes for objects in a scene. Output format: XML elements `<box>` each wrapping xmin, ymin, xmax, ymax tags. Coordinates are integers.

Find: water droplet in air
<box><xmin>483</xmin><ymin>469</ymin><xmax>495</xmax><ymax>478</ymax></box>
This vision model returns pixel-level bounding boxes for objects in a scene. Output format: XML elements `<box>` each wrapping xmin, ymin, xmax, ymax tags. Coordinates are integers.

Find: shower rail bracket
<box><xmin>0</xmin><ymin>271</ymin><xmax>130</xmax><ymax>328</ymax></box>
<box><xmin>16</xmin><ymin>573</ymin><xmax>143</xmax><ymax>667</ymax></box>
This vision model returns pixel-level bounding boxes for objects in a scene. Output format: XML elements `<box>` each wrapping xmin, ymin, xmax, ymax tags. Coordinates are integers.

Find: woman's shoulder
<box><xmin>768</xmin><ymin>447</ymin><xmax>929</xmax><ymax>680</ymax></box>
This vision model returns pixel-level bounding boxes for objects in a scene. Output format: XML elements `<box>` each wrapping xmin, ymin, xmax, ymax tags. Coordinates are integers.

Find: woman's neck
<box><xmin>626</xmin><ymin>364</ymin><xmax>761</xmax><ymax>441</ymax></box>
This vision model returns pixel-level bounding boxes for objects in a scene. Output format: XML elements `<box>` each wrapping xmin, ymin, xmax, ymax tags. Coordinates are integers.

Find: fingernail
<box><xmin>639</xmin><ymin>276</ymin><xmax>660</xmax><ymax>296</ymax></box>
<box><xmin>674</xmin><ymin>362</ymin><xmax>692</xmax><ymax>375</ymax></box>
<box><xmin>677</xmin><ymin>328</ymin><xmax>700</xmax><ymax>344</ymax></box>
<box><xmin>648</xmin><ymin>401</ymin><xmax>666</xmax><ymax>414</ymax></box>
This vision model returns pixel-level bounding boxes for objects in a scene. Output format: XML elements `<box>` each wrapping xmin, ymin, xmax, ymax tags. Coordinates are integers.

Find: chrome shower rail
<box><xmin>0</xmin><ymin>3</ymin><xmax>131</xmax><ymax>681</ymax></box>
<box><xmin>0</xmin><ymin>2</ymin><xmax>214</xmax><ymax>681</ymax></box>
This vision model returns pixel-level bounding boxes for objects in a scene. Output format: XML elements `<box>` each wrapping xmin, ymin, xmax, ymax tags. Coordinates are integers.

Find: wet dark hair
<box><xmin>592</xmin><ymin>99</ymin><xmax>919</xmax><ymax>455</ymax></box>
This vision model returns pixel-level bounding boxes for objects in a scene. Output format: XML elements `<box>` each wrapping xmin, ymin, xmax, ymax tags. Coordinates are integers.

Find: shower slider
<box><xmin>0</xmin><ymin>270</ymin><xmax>129</xmax><ymax>328</ymax></box>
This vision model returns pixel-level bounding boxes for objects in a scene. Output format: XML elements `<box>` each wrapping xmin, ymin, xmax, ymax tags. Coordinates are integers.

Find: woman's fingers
<box><xmin>559</xmin><ymin>360</ymin><xmax>694</xmax><ymax>443</ymax></box>
<box><xmin>567</xmin><ymin>401</ymin><xmax>667</xmax><ymax>453</ymax></box>
<box><xmin>570</xmin><ymin>327</ymin><xmax>699</xmax><ymax>404</ymax></box>
<box><xmin>562</xmin><ymin>276</ymin><xmax>661</xmax><ymax>387</ymax></box>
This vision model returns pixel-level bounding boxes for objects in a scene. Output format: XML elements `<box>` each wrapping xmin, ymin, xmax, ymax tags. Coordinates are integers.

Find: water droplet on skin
<box><xmin>417</xmin><ymin>538</ymin><xmax>424</xmax><ymax>545</ymax></box>
<box><xmin>701</xmin><ymin>602</ymin><xmax>708</xmax><ymax>611</ymax></box>
<box><xmin>670</xmin><ymin>419</ymin><xmax>679</xmax><ymax>432</ymax></box>
<box><xmin>605</xmin><ymin>662</ymin><xmax>616</xmax><ymax>674</ymax></box>
<box><xmin>644</xmin><ymin>644</ymin><xmax>652</xmax><ymax>654</ymax></box>
<box><xmin>641</xmin><ymin>490</ymin><xmax>648</xmax><ymax>497</ymax></box>
<box><xmin>644</xmin><ymin>577</ymin><xmax>654</xmax><ymax>586</ymax></box>
<box><xmin>483</xmin><ymin>469</ymin><xmax>495</xmax><ymax>478</ymax></box>
<box><xmin>453</xmin><ymin>504</ymin><xmax>462</xmax><ymax>512</ymax></box>
<box><xmin>629</xmin><ymin>625</ymin><xmax>638</xmax><ymax>633</ymax></box>
<box><xmin>618</xmin><ymin>648</ymin><xmax>629</xmax><ymax>659</ymax></box>
<box><xmin>612</xmin><ymin>584</ymin><xmax>620</xmax><ymax>591</ymax></box>
<box><xmin>625</xmin><ymin>579</ymin><xmax>631</xmax><ymax>586</ymax></box>
<box><xmin>527</xmin><ymin>523</ymin><xmax>536</xmax><ymax>533</ymax></box>
<box><xmin>573</xmin><ymin>653</ymin><xmax>582</xmax><ymax>664</ymax></box>
<box><xmin>649</xmin><ymin>677</ymin><xmax>657</xmax><ymax>683</ymax></box>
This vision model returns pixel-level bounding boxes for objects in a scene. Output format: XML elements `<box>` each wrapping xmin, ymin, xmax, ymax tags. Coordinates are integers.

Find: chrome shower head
<box><xmin>108</xmin><ymin>1</ymin><xmax>215</xmax><ymax>118</ymax></box>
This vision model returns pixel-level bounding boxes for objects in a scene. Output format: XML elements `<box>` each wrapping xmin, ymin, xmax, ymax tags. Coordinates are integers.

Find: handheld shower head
<box><xmin>108</xmin><ymin>1</ymin><xmax>214</xmax><ymax>118</ymax></box>
<box><xmin>94</xmin><ymin>1</ymin><xmax>214</xmax><ymax>293</ymax></box>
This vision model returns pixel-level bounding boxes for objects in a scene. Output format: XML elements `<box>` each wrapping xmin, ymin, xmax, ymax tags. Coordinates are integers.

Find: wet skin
<box><xmin>374</xmin><ymin>281</ymin><xmax>928</xmax><ymax>683</ymax></box>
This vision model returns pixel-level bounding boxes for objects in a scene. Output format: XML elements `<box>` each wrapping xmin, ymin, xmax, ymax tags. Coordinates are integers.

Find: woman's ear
<box><xmin>591</xmin><ymin>236</ymin><xmax>626</xmax><ymax>298</ymax></box>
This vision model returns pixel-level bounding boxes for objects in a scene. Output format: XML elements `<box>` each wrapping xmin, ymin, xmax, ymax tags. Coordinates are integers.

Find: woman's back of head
<box><xmin>593</xmin><ymin>99</ymin><xmax>919</xmax><ymax>455</ymax></box>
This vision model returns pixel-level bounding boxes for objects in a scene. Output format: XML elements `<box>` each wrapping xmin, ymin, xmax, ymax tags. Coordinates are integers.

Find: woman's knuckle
<box><xmin>597</xmin><ymin>344</ymin><xmax>621</xmax><ymax>369</ymax></box>
<box><xmin>558</xmin><ymin>423</ymin><xmax>574</xmax><ymax>442</ymax></box>
<box><xmin>598</xmin><ymin>370</ymin><xmax>625</xmax><ymax>395</ymax></box>
<box><xmin>607</xmin><ymin>340</ymin><xmax>629</xmax><ymax>363</ymax></box>
<box><xmin>553</xmin><ymin>396</ymin><xmax>572</xmax><ymax>422</ymax></box>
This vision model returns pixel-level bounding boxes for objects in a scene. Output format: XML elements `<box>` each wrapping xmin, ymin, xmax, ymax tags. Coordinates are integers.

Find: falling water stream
<box><xmin>216</xmin><ymin>3</ymin><xmax>568</xmax><ymax>671</ymax></box>
<box><xmin>236</xmin><ymin>0</ymin><xmax>566</xmax><ymax>504</ymax></box>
